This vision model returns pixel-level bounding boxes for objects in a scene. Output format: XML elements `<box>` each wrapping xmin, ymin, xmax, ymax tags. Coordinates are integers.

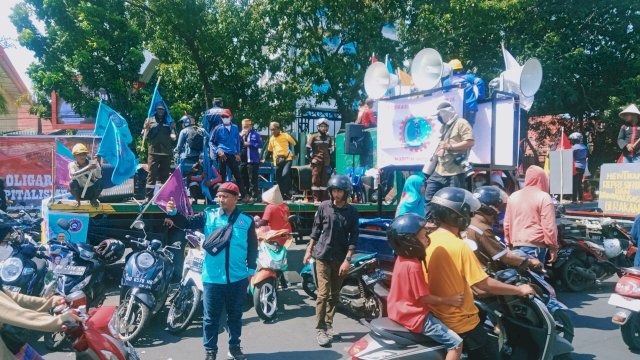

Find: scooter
<box><xmin>300</xmin><ymin>252</ymin><xmax>388</xmax><ymax>320</ymax></box>
<box><xmin>116</xmin><ymin>219</ymin><xmax>180</xmax><ymax>342</ymax></box>
<box><xmin>251</xmin><ymin>227</ymin><xmax>291</xmax><ymax>322</ymax></box>
<box><xmin>348</xmin><ymin>268</ymin><xmax>574</xmax><ymax>360</ymax></box>
<box><xmin>609</xmin><ymin>267</ymin><xmax>640</xmax><ymax>350</ymax></box>
<box><xmin>166</xmin><ymin>230</ymin><xmax>205</xmax><ymax>333</ymax></box>
<box><xmin>0</xmin><ymin>218</ymin><xmax>49</xmax><ymax>295</ymax></box>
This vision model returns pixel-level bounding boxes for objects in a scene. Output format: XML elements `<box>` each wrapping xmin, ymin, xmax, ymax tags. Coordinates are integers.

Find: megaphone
<box><xmin>410</xmin><ymin>48</ymin><xmax>443</xmax><ymax>90</ymax></box>
<box><xmin>364</xmin><ymin>62</ymin><xmax>399</xmax><ymax>100</ymax></box>
<box><xmin>500</xmin><ymin>58</ymin><xmax>543</xmax><ymax>97</ymax></box>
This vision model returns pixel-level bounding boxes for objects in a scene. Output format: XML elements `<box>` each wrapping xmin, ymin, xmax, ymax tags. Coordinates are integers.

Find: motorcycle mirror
<box><xmin>172</xmin><ymin>241</ymin><xmax>181</xmax><ymax>248</ymax></box>
<box><xmin>132</xmin><ymin>220</ymin><xmax>145</xmax><ymax>230</ymax></box>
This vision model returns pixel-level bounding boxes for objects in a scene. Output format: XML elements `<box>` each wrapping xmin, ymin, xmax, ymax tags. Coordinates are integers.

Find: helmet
<box><xmin>317</xmin><ymin>118</ymin><xmax>329</xmax><ymax>128</ymax></box>
<box><xmin>327</xmin><ymin>174</ymin><xmax>353</xmax><ymax>197</ymax></box>
<box><xmin>387</xmin><ymin>214</ymin><xmax>427</xmax><ymax>259</ymax></box>
<box><xmin>71</xmin><ymin>143</ymin><xmax>88</xmax><ymax>156</ymax></box>
<box><xmin>180</xmin><ymin>115</ymin><xmax>193</xmax><ymax>128</ymax></box>
<box><xmin>473</xmin><ymin>186</ymin><xmax>508</xmax><ymax>217</ymax></box>
<box><xmin>430</xmin><ymin>187</ymin><xmax>480</xmax><ymax>229</ymax></box>
<box><xmin>95</xmin><ymin>239</ymin><xmax>125</xmax><ymax>264</ymax></box>
<box><xmin>603</xmin><ymin>238</ymin><xmax>622</xmax><ymax>258</ymax></box>
<box><xmin>448</xmin><ymin>59</ymin><xmax>463</xmax><ymax>70</ymax></box>
<box><xmin>569</xmin><ymin>132</ymin><xmax>583</xmax><ymax>144</ymax></box>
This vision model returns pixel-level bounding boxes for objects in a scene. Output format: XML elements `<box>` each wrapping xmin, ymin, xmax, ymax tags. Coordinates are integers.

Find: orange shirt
<box><xmin>387</xmin><ymin>256</ymin><xmax>431</xmax><ymax>333</ymax></box>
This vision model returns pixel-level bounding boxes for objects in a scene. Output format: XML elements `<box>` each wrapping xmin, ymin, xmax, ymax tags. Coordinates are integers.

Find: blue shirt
<box><xmin>211</xmin><ymin>123</ymin><xmax>241</xmax><ymax>155</ymax></box>
<box><xmin>572</xmin><ymin>144</ymin><xmax>588</xmax><ymax>169</ymax></box>
<box><xmin>240</xmin><ymin>129</ymin><xmax>263</xmax><ymax>164</ymax></box>
<box><xmin>444</xmin><ymin>73</ymin><xmax>485</xmax><ymax>112</ymax></box>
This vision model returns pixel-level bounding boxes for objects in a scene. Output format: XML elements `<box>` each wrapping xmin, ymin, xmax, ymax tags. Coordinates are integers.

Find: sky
<box><xmin>1</xmin><ymin>0</ymin><xmax>37</xmax><ymax>91</ymax></box>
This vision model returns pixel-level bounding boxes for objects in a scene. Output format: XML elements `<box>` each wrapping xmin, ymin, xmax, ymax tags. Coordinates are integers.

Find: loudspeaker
<box><xmin>410</xmin><ymin>48</ymin><xmax>444</xmax><ymax>90</ymax></box>
<box><xmin>345</xmin><ymin>123</ymin><xmax>368</xmax><ymax>155</ymax></box>
<box><xmin>292</xmin><ymin>166</ymin><xmax>312</xmax><ymax>192</ymax></box>
<box><xmin>364</xmin><ymin>62</ymin><xmax>399</xmax><ymax>100</ymax></box>
<box><xmin>500</xmin><ymin>58</ymin><xmax>543</xmax><ymax>97</ymax></box>
<box><xmin>138</xmin><ymin>50</ymin><xmax>159</xmax><ymax>84</ymax></box>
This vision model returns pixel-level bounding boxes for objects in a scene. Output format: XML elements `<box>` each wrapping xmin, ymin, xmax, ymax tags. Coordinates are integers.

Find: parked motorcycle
<box><xmin>609</xmin><ymin>267</ymin><xmax>640</xmax><ymax>350</ymax></box>
<box><xmin>166</xmin><ymin>230</ymin><xmax>205</xmax><ymax>333</ymax></box>
<box><xmin>348</xmin><ymin>268</ymin><xmax>573</xmax><ymax>360</ymax></box>
<box><xmin>251</xmin><ymin>227</ymin><xmax>291</xmax><ymax>321</ymax></box>
<box><xmin>300</xmin><ymin>252</ymin><xmax>387</xmax><ymax>320</ymax></box>
<box><xmin>116</xmin><ymin>219</ymin><xmax>180</xmax><ymax>342</ymax></box>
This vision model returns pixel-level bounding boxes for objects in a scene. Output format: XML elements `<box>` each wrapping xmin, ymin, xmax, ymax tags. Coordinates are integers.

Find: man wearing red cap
<box><xmin>210</xmin><ymin>109</ymin><xmax>245</xmax><ymax>199</ymax></box>
<box><xmin>164</xmin><ymin>182</ymin><xmax>257</xmax><ymax>360</ymax></box>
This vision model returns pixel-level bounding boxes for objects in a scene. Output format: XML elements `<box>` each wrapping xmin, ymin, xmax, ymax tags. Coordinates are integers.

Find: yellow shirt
<box><xmin>267</xmin><ymin>132</ymin><xmax>297</xmax><ymax>165</ymax></box>
<box><xmin>424</xmin><ymin>228</ymin><xmax>488</xmax><ymax>333</ymax></box>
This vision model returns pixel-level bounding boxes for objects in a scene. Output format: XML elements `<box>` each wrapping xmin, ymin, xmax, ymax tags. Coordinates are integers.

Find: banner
<box><xmin>598</xmin><ymin>163</ymin><xmax>640</xmax><ymax>215</ymax></box>
<box><xmin>376</xmin><ymin>88</ymin><xmax>464</xmax><ymax>168</ymax></box>
<box><xmin>46</xmin><ymin>211</ymin><xmax>90</xmax><ymax>244</ymax></box>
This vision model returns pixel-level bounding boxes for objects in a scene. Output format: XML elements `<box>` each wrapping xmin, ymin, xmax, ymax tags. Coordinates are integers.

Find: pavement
<box><xmin>34</xmin><ymin>243</ymin><xmax>640</xmax><ymax>360</ymax></box>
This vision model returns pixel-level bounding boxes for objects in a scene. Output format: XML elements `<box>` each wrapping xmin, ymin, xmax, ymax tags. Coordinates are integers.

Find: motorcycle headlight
<box><xmin>135</xmin><ymin>252</ymin><xmax>155</xmax><ymax>269</ymax></box>
<box><xmin>1</xmin><ymin>258</ymin><xmax>23</xmax><ymax>283</ymax></box>
<box><xmin>70</xmin><ymin>275</ymin><xmax>92</xmax><ymax>294</ymax></box>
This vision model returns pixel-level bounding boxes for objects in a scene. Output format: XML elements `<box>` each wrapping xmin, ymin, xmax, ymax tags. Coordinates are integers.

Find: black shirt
<box><xmin>310</xmin><ymin>200</ymin><xmax>359</xmax><ymax>262</ymax></box>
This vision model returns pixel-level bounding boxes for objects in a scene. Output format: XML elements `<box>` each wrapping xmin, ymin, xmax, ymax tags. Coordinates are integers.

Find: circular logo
<box><xmin>399</xmin><ymin>116</ymin><xmax>434</xmax><ymax>152</ymax></box>
<box><xmin>68</xmin><ymin>219</ymin><xmax>83</xmax><ymax>233</ymax></box>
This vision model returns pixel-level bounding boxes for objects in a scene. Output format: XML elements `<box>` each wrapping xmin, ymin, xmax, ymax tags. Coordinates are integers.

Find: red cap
<box><xmin>218</xmin><ymin>182</ymin><xmax>240</xmax><ymax>196</ymax></box>
<box><xmin>221</xmin><ymin>108</ymin><xmax>232</xmax><ymax>118</ymax></box>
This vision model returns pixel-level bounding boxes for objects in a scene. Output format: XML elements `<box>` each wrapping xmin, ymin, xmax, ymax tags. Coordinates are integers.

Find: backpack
<box><xmin>187</xmin><ymin>127</ymin><xmax>204</xmax><ymax>152</ymax></box>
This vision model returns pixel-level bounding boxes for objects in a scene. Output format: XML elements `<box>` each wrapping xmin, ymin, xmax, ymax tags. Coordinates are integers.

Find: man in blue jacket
<box><xmin>239</xmin><ymin>118</ymin><xmax>263</xmax><ymax>203</ymax></box>
<box><xmin>211</xmin><ymin>109</ymin><xmax>244</xmax><ymax>198</ymax></box>
<box><xmin>164</xmin><ymin>182</ymin><xmax>257</xmax><ymax>360</ymax></box>
<box><xmin>443</xmin><ymin>59</ymin><xmax>485</xmax><ymax>126</ymax></box>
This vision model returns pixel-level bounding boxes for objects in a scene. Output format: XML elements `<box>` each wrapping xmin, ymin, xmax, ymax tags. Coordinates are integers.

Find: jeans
<box><xmin>239</xmin><ymin>162</ymin><xmax>259</xmax><ymax>199</ymax></box>
<box><xmin>424</xmin><ymin>172</ymin><xmax>466</xmax><ymax>219</ymax></box>
<box><xmin>514</xmin><ymin>246</ymin><xmax>548</xmax><ymax>263</ymax></box>
<box><xmin>422</xmin><ymin>313</ymin><xmax>463</xmax><ymax>351</ymax></box>
<box><xmin>315</xmin><ymin>260</ymin><xmax>344</xmax><ymax>330</ymax></box>
<box><xmin>218</xmin><ymin>154</ymin><xmax>244</xmax><ymax>195</ymax></box>
<box><xmin>202</xmin><ymin>279</ymin><xmax>248</xmax><ymax>352</ymax></box>
<box><xmin>276</xmin><ymin>160</ymin><xmax>293</xmax><ymax>199</ymax></box>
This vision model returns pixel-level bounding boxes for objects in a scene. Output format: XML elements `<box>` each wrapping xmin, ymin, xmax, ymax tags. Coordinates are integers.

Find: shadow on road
<box><xmin>569</xmin><ymin>312</ymin><xmax>618</xmax><ymax>331</ymax></box>
<box><xmin>250</xmin><ymin>349</ymin><xmax>343</xmax><ymax>360</ymax></box>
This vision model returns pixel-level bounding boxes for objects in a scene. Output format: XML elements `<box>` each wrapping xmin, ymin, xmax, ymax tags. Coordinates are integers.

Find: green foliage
<box><xmin>0</xmin><ymin>93</ymin><xmax>7</xmax><ymax>115</ymax></box>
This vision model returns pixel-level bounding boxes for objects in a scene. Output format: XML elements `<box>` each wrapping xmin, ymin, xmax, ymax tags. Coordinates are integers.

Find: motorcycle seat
<box><xmin>369</xmin><ymin>318</ymin><xmax>444</xmax><ymax>347</ymax></box>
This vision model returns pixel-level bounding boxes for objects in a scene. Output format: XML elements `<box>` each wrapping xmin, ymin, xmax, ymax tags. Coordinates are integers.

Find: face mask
<box><xmin>222</xmin><ymin>117</ymin><xmax>231</xmax><ymax>125</ymax></box>
<box><xmin>437</xmin><ymin>114</ymin><xmax>445</xmax><ymax>124</ymax></box>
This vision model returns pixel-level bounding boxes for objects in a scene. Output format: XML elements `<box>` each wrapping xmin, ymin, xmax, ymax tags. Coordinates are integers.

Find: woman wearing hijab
<box><xmin>396</xmin><ymin>175</ymin><xmax>426</xmax><ymax>217</ymax></box>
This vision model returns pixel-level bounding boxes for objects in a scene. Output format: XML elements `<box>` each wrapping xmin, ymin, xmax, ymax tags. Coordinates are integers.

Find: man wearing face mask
<box><xmin>306</xmin><ymin>119</ymin><xmax>335</xmax><ymax>203</ymax></box>
<box><xmin>142</xmin><ymin>102</ymin><xmax>177</xmax><ymax>200</ymax></box>
<box><xmin>424</xmin><ymin>102</ymin><xmax>475</xmax><ymax>219</ymax></box>
<box><xmin>211</xmin><ymin>109</ymin><xmax>245</xmax><ymax>198</ymax></box>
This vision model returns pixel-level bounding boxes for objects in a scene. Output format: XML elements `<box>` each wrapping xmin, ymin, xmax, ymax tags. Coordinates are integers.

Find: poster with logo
<box><xmin>46</xmin><ymin>211</ymin><xmax>90</xmax><ymax>244</ymax></box>
<box><xmin>376</xmin><ymin>89</ymin><xmax>464</xmax><ymax>169</ymax></box>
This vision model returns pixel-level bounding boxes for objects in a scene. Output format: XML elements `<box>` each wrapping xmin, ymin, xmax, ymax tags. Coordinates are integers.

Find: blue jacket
<box><xmin>444</xmin><ymin>73</ymin><xmax>485</xmax><ymax>112</ymax></box>
<box><xmin>241</xmin><ymin>129</ymin><xmax>263</xmax><ymax>164</ymax></box>
<box><xmin>396</xmin><ymin>175</ymin><xmax>425</xmax><ymax>217</ymax></box>
<box><xmin>572</xmin><ymin>144</ymin><xmax>588</xmax><ymax>169</ymax></box>
<box><xmin>211</xmin><ymin>123</ymin><xmax>241</xmax><ymax>156</ymax></box>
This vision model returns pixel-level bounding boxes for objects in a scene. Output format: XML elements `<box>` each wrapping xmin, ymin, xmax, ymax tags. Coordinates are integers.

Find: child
<box><xmin>386</xmin><ymin>213</ymin><xmax>464</xmax><ymax>360</ymax></box>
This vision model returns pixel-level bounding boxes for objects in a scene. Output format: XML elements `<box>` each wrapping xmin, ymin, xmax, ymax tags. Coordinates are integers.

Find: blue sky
<box><xmin>1</xmin><ymin>0</ymin><xmax>37</xmax><ymax>90</ymax></box>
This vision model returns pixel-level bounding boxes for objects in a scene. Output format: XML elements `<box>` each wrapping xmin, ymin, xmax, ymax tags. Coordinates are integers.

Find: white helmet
<box><xmin>568</xmin><ymin>132</ymin><xmax>583</xmax><ymax>144</ymax></box>
<box><xmin>603</xmin><ymin>238</ymin><xmax>622</xmax><ymax>258</ymax></box>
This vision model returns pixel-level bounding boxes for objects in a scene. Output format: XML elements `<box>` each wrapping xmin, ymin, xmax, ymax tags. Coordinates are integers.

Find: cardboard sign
<box><xmin>598</xmin><ymin>163</ymin><xmax>640</xmax><ymax>215</ymax></box>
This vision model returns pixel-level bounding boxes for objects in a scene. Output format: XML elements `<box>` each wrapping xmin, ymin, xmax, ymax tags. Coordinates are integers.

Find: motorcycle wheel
<box><xmin>553</xmin><ymin>310</ymin><xmax>575</xmax><ymax>343</ymax></box>
<box><xmin>302</xmin><ymin>274</ymin><xmax>317</xmax><ymax>300</ymax></box>
<box><xmin>116</xmin><ymin>295</ymin><xmax>150</xmax><ymax>342</ymax></box>
<box><xmin>44</xmin><ymin>331</ymin><xmax>67</xmax><ymax>351</ymax></box>
<box><xmin>253</xmin><ymin>278</ymin><xmax>278</xmax><ymax>321</ymax></box>
<box><xmin>560</xmin><ymin>257</ymin><xmax>594</xmax><ymax>292</ymax></box>
<box><xmin>166</xmin><ymin>285</ymin><xmax>201</xmax><ymax>334</ymax></box>
<box><xmin>363</xmin><ymin>295</ymin><xmax>385</xmax><ymax>321</ymax></box>
<box><xmin>621</xmin><ymin>312</ymin><xmax>640</xmax><ymax>350</ymax></box>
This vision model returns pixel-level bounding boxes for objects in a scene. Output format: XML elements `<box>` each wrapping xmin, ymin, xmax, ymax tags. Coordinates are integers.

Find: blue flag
<box><xmin>95</xmin><ymin>106</ymin><xmax>138</xmax><ymax>185</ymax></box>
<box><xmin>56</xmin><ymin>141</ymin><xmax>74</xmax><ymax>159</ymax></box>
<box><xmin>147</xmin><ymin>82</ymin><xmax>173</xmax><ymax>124</ymax></box>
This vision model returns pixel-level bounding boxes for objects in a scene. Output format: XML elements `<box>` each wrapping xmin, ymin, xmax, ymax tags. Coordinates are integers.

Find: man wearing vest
<box><xmin>164</xmin><ymin>182</ymin><xmax>257</xmax><ymax>360</ymax></box>
<box><xmin>617</xmin><ymin>104</ymin><xmax>640</xmax><ymax>163</ymax></box>
<box><xmin>142</xmin><ymin>102</ymin><xmax>176</xmax><ymax>200</ymax></box>
<box><xmin>306</xmin><ymin>118</ymin><xmax>335</xmax><ymax>203</ymax></box>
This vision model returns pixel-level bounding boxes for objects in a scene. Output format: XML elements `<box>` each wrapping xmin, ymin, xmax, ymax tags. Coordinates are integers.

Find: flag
<box><xmin>397</xmin><ymin>68</ymin><xmax>413</xmax><ymax>86</ymax></box>
<box><xmin>384</xmin><ymin>54</ymin><xmax>396</xmax><ymax>96</ymax></box>
<box><xmin>96</xmin><ymin>107</ymin><xmax>138</xmax><ymax>185</ymax></box>
<box><xmin>501</xmin><ymin>44</ymin><xmax>535</xmax><ymax>111</ymax></box>
<box><xmin>201</xmin><ymin>145</ymin><xmax>222</xmax><ymax>202</ymax></box>
<box><xmin>54</xmin><ymin>141</ymin><xmax>73</xmax><ymax>189</ymax></box>
<box><xmin>371</xmin><ymin>52</ymin><xmax>377</xmax><ymax>64</ymax></box>
<box><xmin>153</xmin><ymin>167</ymin><xmax>193</xmax><ymax>217</ymax></box>
<box><xmin>147</xmin><ymin>81</ymin><xmax>174</xmax><ymax>124</ymax></box>
<box><xmin>502</xmin><ymin>43</ymin><xmax>520</xmax><ymax>71</ymax></box>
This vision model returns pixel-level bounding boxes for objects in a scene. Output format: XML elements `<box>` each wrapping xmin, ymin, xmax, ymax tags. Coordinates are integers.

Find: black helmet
<box><xmin>431</xmin><ymin>187</ymin><xmax>480</xmax><ymax>229</ymax></box>
<box><xmin>387</xmin><ymin>214</ymin><xmax>427</xmax><ymax>259</ymax></box>
<box><xmin>95</xmin><ymin>239</ymin><xmax>125</xmax><ymax>264</ymax></box>
<box><xmin>473</xmin><ymin>186</ymin><xmax>508</xmax><ymax>217</ymax></box>
<box><xmin>180</xmin><ymin>114</ymin><xmax>193</xmax><ymax>128</ymax></box>
<box><xmin>327</xmin><ymin>174</ymin><xmax>353</xmax><ymax>197</ymax></box>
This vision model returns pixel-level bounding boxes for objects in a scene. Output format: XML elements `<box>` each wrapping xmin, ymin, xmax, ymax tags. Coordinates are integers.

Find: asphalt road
<box><xmin>34</xmin><ymin>244</ymin><xmax>640</xmax><ymax>360</ymax></box>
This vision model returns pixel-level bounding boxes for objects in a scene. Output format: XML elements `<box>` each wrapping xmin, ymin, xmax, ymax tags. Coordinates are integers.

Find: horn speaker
<box><xmin>410</xmin><ymin>48</ymin><xmax>444</xmax><ymax>90</ymax></box>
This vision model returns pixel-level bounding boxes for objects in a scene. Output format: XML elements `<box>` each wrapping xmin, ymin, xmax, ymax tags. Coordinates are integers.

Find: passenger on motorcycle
<box><xmin>426</xmin><ymin>187</ymin><xmax>536</xmax><ymax>360</ymax></box>
<box><xmin>387</xmin><ymin>213</ymin><xmax>464</xmax><ymax>360</ymax></box>
<box><xmin>466</xmin><ymin>186</ymin><xmax>543</xmax><ymax>273</ymax></box>
<box><xmin>256</xmin><ymin>185</ymin><xmax>292</xmax><ymax>233</ymax></box>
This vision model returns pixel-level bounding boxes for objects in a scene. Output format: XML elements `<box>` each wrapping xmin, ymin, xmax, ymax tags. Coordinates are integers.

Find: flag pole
<box><xmin>560</xmin><ymin>127</ymin><xmax>564</xmax><ymax>202</ymax></box>
<box><xmin>49</xmin><ymin>141</ymin><xmax>55</xmax><ymax>205</ymax></box>
<box><xmin>131</xmin><ymin>165</ymin><xmax>176</xmax><ymax>227</ymax></box>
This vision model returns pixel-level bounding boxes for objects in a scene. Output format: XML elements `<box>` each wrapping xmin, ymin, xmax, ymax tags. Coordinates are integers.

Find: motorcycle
<box><xmin>554</xmin><ymin>217</ymin><xmax>636</xmax><ymax>292</ymax></box>
<box><xmin>250</xmin><ymin>227</ymin><xmax>291</xmax><ymax>322</ymax></box>
<box><xmin>166</xmin><ymin>230</ymin><xmax>205</xmax><ymax>333</ymax></box>
<box><xmin>116</xmin><ymin>219</ymin><xmax>180</xmax><ymax>342</ymax></box>
<box><xmin>348</xmin><ymin>268</ymin><xmax>574</xmax><ymax>360</ymax></box>
<box><xmin>300</xmin><ymin>252</ymin><xmax>388</xmax><ymax>320</ymax></box>
<box><xmin>525</xmin><ymin>269</ymin><xmax>574</xmax><ymax>343</ymax></box>
<box><xmin>609</xmin><ymin>267</ymin><xmax>640</xmax><ymax>350</ymax></box>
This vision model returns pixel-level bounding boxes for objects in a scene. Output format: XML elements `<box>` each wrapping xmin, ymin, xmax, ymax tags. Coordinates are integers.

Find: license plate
<box><xmin>558</xmin><ymin>248</ymin><xmax>573</xmax><ymax>257</ymax></box>
<box><xmin>608</xmin><ymin>293</ymin><xmax>640</xmax><ymax>312</ymax></box>
<box><xmin>124</xmin><ymin>276</ymin><xmax>153</xmax><ymax>289</ymax></box>
<box><xmin>54</xmin><ymin>264</ymin><xmax>86</xmax><ymax>276</ymax></box>
<box><xmin>362</xmin><ymin>269</ymin><xmax>385</xmax><ymax>285</ymax></box>
<box><xmin>2</xmin><ymin>285</ymin><xmax>21</xmax><ymax>293</ymax></box>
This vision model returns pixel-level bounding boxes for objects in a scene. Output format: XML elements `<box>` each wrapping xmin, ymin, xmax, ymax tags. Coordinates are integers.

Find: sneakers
<box><xmin>205</xmin><ymin>350</ymin><xmax>216</xmax><ymax>360</ymax></box>
<box><xmin>326</xmin><ymin>326</ymin><xmax>339</xmax><ymax>339</ymax></box>
<box><xmin>227</xmin><ymin>346</ymin><xmax>247</xmax><ymax>360</ymax></box>
<box><xmin>317</xmin><ymin>329</ymin><xmax>331</xmax><ymax>347</ymax></box>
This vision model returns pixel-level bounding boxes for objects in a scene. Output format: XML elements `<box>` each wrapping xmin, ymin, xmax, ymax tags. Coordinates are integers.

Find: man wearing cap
<box><xmin>267</xmin><ymin>122</ymin><xmax>297</xmax><ymax>200</ymax></box>
<box><xmin>164</xmin><ymin>182</ymin><xmax>257</xmax><ymax>360</ymax></box>
<box><xmin>618</xmin><ymin>104</ymin><xmax>640</xmax><ymax>163</ymax></box>
<box><xmin>306</xmin><ymin>119</ymin><xmax>335</xmax><ymax>202</ymax></box>
<box><xmin>142</xmin><ymin>102</ymin><xmax>177</xmax><ymax>199</ymax></box>
<box><xmin>211</xmin><ymin>109</ymin><xmax>245</xmax><ymax>198</ymax></box>
<box><xmin>424</xmin><ymin>102</ymin><xmax>475</xmax><ymax>219</ymax></box>
<box><xmin>68</xmin><ymin>143</ymin><xmax>103</xmax><ymax>207</ymax></box>
<box><xmin>239</xmin><ymin>118</ymin><xmax>263</xmax><ymax>203</ymax></box>
<box><xmin>174</xmin><ymin>114</ymin><xmax>204</xmax><ymax>175</ymax></box>
<box><xmin>443</xmin><ymin>58</ymin><xmax>485</xmax><ymax>126</ymax></box>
